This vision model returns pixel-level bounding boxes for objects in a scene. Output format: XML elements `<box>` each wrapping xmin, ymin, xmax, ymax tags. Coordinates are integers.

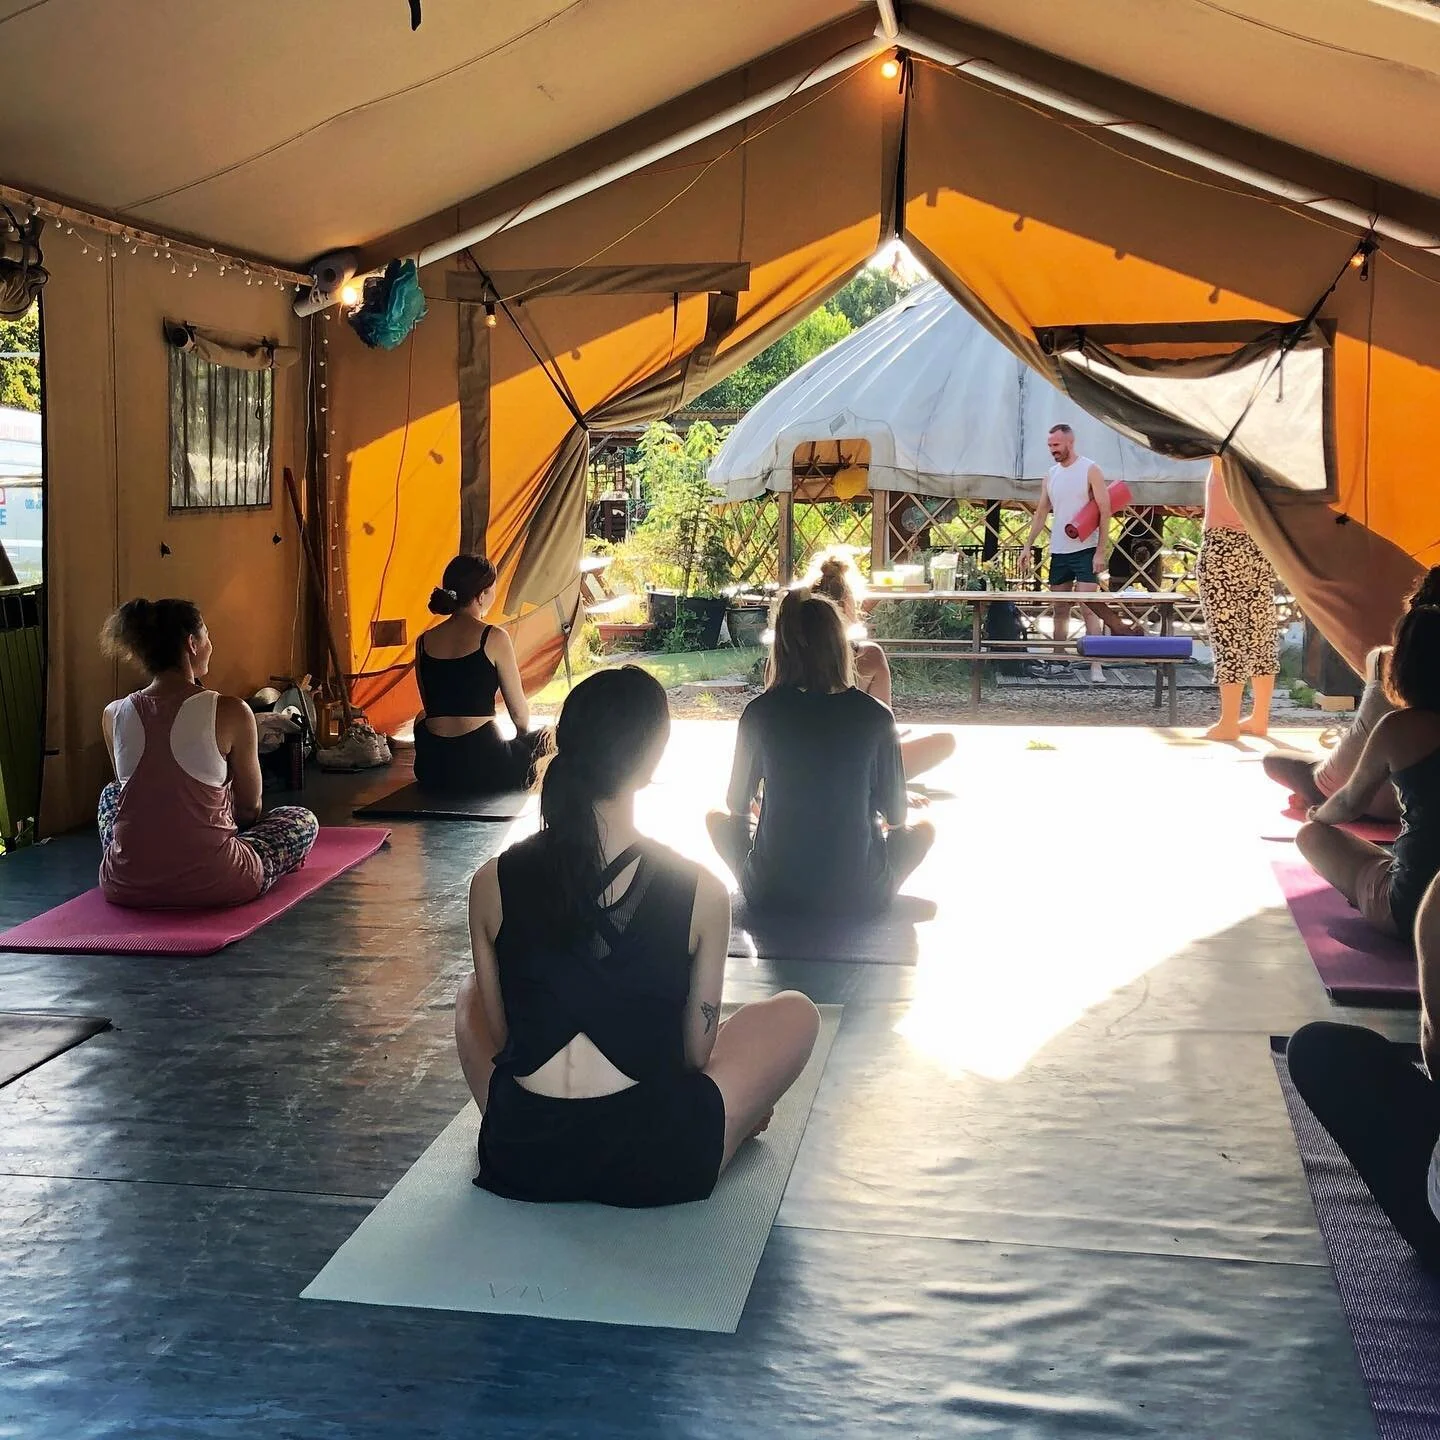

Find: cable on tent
<box><xmin>1216</xmin><ymin>230</ymin><xmax>1376</xmax><ymax>460</ymax></box>
<box><xmin>492</xmin><ymin>49</ymin><xmax>871</xmax><ymax>308</ymax></box>
<box><xmin>1185</xmin><ymin>0</ymin><xmax>1439</xmax><ymax>77</ymax></box>
<box><xmin>463</xmin><ymin>251</ymin><xmax>585</xmax><ymax>428</ymax></box>
<box><xmin>121</xmin><ymin>2</ymin><xmax>591</xmax><ymax>212</ymax></box>
<box><xmin>923</xmin><ymin>56</ymin><xmax>1440</xmax><ymax>278</ymax></box>
<box><xmin>355</xmin><ymin>327</ymin><xmax>419</xmax><ymax>679</ymax></box>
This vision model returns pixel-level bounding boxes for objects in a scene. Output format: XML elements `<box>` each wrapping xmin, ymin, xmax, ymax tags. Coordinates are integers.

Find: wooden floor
<box><xmin>0</xmin><ymin>721</ymin><xmax>1404</xmax><ymax>1438</ymax></box>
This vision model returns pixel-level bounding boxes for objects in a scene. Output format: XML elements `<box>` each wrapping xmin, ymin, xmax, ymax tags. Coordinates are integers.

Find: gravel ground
<box><xmin>531</xmin><ymin>647</ymin><xmax>1336</xmax><ymax>730</ymax></box>
<box><xmin>540</xmin><ymin>675</ymin><xmax>1332</xmax><ymax>729</ymax></box>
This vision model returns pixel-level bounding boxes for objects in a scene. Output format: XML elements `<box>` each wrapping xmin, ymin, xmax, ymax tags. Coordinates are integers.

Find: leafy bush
<box><xmin>623</xmin><ymin>420</ymin><xmax>733</xmax><ymax>598</ymax></box>
<box><xmin>866</xmin><ymin>598</ymin><xmax>981</xmax><ymax>696</ymax></box>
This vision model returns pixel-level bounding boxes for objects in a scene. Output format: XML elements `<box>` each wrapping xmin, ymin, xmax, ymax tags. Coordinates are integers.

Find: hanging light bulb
<box><xmin>484</xmin><ymin>301</ymin><xmax>498</xmax><ymax>328</ymax></box>
<box><xmin>880</xmin><ymin>57</ymin><xmax>900</xmax><ymax>80</ymax></box>
<box><xmin>340</xmin><ymin>281</ymin><xmax>361</xmax><ymax>308</ymax></box>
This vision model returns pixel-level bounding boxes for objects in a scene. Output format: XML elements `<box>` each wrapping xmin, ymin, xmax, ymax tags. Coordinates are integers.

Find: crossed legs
<box><xmin>454</xmin><ymin>974</ymin><xmax>820</xmax><ymax>1177</ymax></box>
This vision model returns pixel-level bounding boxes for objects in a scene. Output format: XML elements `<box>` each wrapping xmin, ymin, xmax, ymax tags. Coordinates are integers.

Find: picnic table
<box><xmin>861</xmin><ymin>588</ymin><xmax>1200</xmax><ymax>719</ymax></box>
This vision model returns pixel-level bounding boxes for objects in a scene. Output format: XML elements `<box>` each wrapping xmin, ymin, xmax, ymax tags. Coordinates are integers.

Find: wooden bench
<box><xmin>864</xmin><ymin>589</ymin><xmax>1200</xmax><ymax>724</ymax></box>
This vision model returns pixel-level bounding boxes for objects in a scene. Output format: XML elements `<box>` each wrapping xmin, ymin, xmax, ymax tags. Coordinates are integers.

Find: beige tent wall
<box><xmin>40</xmin><ymin>240</ymin><xmax>305</xmax><ymax>833</ymax></box>
<box><xmin>330</xmin><ymin>25</ymin><xmax>894</xmax><ymax>731</ymax></box>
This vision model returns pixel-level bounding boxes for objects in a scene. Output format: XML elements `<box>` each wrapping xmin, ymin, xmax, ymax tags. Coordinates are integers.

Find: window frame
<box><xmin>166</xmin><ymin>338</ymin><xmax>277</xmax><ymax>514</ymax></box>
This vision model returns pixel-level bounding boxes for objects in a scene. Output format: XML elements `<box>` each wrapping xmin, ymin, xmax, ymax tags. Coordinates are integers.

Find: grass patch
<box><xmin>533</xmin><ymin>647</ymin><xmax>765</xmax><ymax>705</ymax></box>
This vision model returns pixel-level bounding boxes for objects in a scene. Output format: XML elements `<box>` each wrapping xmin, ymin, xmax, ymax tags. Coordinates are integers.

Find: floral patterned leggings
<box><xmin>97</xmin><ymin>783</ymin><xmax>319</xmax><ymax>893</ymax></box>
<box><xmin>1197</xmin><ymin>526</ymin><xmax>1279</xmax><ymax>687</ymax></box>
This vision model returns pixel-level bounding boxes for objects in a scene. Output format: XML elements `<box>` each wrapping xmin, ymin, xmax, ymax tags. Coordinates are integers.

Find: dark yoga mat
<box><xmin>354</xmin><ymin>782</ymin><xmax>535</xmax><ymax>822</ymax></box>
<box><xmin>728</xmin><ymin>894</ymin><xmax>937</xmax><ymax>965</ymax></box>
<box><xmin>0</xmin><ymin>1012</ymin><xmax>110</xmax><ymax>1088</ymax></box>
<box><xmin>1272</xmin><ymin>1037</ymin><xmax>1440</xmax><ymax>1440</ymax></box>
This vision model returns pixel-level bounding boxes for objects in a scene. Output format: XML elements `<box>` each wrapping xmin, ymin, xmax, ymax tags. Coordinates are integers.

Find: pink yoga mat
<box><xmin>0</xmin><ymin>826</ymin><xmax>390</xmax><ymax>956</ymax></box>
<box><xmin>1272</xmin><ymin>858</ymin><xmax>1417</xmax><ymax>1006</ymax></box>
<box><xmin>1280</xmin><ymin>803</ymin><xmax>1401</xmax><ymax>845</ymax></box>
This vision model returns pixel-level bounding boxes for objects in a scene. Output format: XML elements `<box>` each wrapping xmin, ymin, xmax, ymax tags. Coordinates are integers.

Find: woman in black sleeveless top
<box><xmin>455</xmin><ymin>666</ymin><xmax>821</xmax><ymax>1207</ymax></box>
<box><xmin>1298</xmin><ymin>568</ymin><xmax>1440</xmax><ymax>941</ymax></box>
<box><xmin>413</xmin><ymin>554</ymin><xmax>547</xmax><ymax>793</ymax></box>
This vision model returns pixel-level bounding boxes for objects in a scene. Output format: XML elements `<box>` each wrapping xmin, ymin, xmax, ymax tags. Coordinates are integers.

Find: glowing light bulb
<box><xmin>881</xmin><ymin>57</ymin><xmax>900</xmax><ymax>80</ymax></box>
<box><xmin>484</xmin><ymin>301</ymin><xmax>498</xmax><ymax>328</ymax></box>
<box><xmin>340</xmin><ymin>282</ymin><xmax>361</xmax><ymax>307</ymax></box>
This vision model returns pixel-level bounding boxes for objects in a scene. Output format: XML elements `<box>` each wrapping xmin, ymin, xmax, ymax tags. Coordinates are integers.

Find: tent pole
<box><xmin>294</xmin><ymin>37</ymin><xmax>887</xmax><ymax>317</ymax></box>
<box><xmin>893</xmin><ymin>25</ymin><xmax>1440</xmax><ymax>256</ymax></box>
<box><xmin>874</xmin><ymin>0</ymin><xmax>899</xmax><ymax>41</ymax></box>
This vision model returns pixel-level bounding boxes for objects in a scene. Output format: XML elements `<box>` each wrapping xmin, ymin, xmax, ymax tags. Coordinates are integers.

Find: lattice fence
<box><xmin>715</xmin><ymin>494</ymin><xmax>1298</xmax><ymax>630</ymax></box>
<box><xmin>716</xmin><ymin>496</ymin><xmax>783</xmax><ymax>590</ymax></box>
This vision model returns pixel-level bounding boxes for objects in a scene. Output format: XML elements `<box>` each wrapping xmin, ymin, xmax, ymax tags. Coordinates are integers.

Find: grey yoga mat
<box><xmin>353</xmin><ymin>781</ymin><xmax>535</xmax><ymax>822</ymax></box>
<box><xmin>302</xmin><ymin>1005</ymin><xmax>840</xmax><ymax>1331</ymax></box>
<box><xmin>0</xmin><ymin>1012</ymin><xmax>110</xmax><ymax>1088</ymax></box>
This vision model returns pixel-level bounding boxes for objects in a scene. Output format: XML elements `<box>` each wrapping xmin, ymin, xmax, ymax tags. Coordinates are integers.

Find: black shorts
<box><xmin>475</xmin><ymin>1069</ymin><xmax>726</xmax><ymax>1208</ymax></box>
<box><xmin>1049</xmin><ymin>548</ymin><xmax>1097</xmax><ymax>586</ymax></box>
<box><xmin>412</xmin><ymin>720</ymin><xmax>546</xmax><ymax>794</ymax></box>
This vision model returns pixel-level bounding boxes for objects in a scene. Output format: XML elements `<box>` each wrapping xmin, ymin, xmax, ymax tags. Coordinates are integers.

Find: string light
<box><xmin>483</xmin><ymin>300</ymin><xmax>497</xmax><ymax>328</ymax></box>
<box><xmin>340</xmin><ymin>282</ymin><xmax>361</xmax><ymax>308</ymax></box>
<box><xmin>881</xmin><ymin>57</ymin><xmax>900</xmax><ymax>79</ymax></box>
<box><xmin>41</xmin><ymin>207</ymin><xmax>303</xmax><ymax>290</ymax></box>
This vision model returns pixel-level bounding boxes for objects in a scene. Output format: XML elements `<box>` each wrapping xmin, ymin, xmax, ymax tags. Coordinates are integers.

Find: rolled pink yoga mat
<box><xmin>1063</xmin><ymin>479</ymin><xmax>1132</xmax><ymax>540</ymax></box>
<box><xmin>0</xmin><ymin>826</ymin><xmax>390</xmax><ymax>957</ymax></box>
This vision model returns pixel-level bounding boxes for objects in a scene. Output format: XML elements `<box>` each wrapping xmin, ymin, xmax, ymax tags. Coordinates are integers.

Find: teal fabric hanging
<box><xmin>347</xmin><ymin>259</ymin><xmax>427</xmax><ymax>350</ymax></box>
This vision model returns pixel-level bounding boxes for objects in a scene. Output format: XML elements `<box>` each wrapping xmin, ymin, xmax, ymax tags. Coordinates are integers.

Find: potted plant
<box><xmin>724</xmin><ymin>589</ymin><xmax>772</xmax><ymax>649</ymax></box>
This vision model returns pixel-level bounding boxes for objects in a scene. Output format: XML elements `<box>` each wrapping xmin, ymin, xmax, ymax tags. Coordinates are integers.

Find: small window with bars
<box><xmin>168</xmin><ymin>345</ymin><xmax>275</xmax><ymax>511</ymax></box>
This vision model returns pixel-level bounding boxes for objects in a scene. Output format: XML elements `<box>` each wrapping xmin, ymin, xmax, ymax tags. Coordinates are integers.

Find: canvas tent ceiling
<box><xmin>5</xmin><ymin>2</ymin><xmax>1440</xmax><ymax>263</ymax></box>
<box><xmin>709</xmin><ymin>279</ymin><xmax>1212</xmax><ymax>503</ymax></box>
<box><xmin>15</xmin><ymin>0</ymin><xmax>1440</xmax><ymax>806</ymax></box>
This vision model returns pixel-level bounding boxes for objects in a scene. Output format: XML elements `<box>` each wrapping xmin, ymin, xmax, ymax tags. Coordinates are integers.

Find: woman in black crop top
<box><xmin>454</xmin><ymin>666</ymin><xmax>821</xmax><ymax>1207</ymax></box>
<box><xmin>413</xmin><ymin>554</ymin><xmax>548</xmax><ymax>794</ymax></box>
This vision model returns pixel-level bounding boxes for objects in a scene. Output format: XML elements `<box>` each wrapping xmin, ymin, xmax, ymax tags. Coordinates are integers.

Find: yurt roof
<box><xmin>708</xmin><ymin>281</ymin><xmax>1212</xmax><ymax>504</ymax></box>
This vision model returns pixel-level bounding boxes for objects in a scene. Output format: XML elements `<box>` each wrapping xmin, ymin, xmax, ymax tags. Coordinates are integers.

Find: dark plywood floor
<box><xmin>0</xmin><ymin>724</ymin><xmax>1401</xmax><ymax>1437</ymax></box>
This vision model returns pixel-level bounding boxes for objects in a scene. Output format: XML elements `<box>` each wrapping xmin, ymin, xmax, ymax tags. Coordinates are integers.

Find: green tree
<box><xmin>696</xmin><ymin>306</ymin><xmax>851</xmax><ymax>412</ymax></box>
<box><xmin>617</xmin><ymin>420</ymin><xmax>734</xmax><ymax>597</ymax></box>
<box><xmin>827</xmin><ymin>267</ymin><xmax>910</xmax><ymax>329</ymax></box>
<box><xmin>0</xmin><ymin>305</ymin><xmax>40</xmax><ymax>411</ymax></box>
<box><xmin>692</xmin><ymin>265</ymin><xmax>915</xmax><ymax>413</ymax></box>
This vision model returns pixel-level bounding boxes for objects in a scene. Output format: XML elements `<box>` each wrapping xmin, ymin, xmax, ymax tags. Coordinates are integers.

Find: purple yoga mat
<box><xmin>0</xmin><ymin>827</ymin><xmax>390</xmax><ymax>956</ymax></box>
<box><xmin>1272</xmin><ymin>859</ymin><xmax>1417</xmax><ymax>1007</ymax></box>
<box><xmin>1273</xmin><ymin>1039</ymin><xmax>1440</xmax><ymax>1440</ymax></box>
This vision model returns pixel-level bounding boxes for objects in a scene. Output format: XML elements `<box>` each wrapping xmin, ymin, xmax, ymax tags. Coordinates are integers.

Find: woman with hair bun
<box><xmin>98</xmin><ymin>598</ymin><xmax>318</xmax><ymax>908</ymax></box>
<box><xmin>804</xmin><ymin>548</ymin><xmax>956</xmax><ymax>780</ymax></box>
<box><xmin>456</xmin><ymin>665</ymin><xmax>820</xmax><ymax>1207</ymax></box>
<box><xmin>707</xmin><ymin>588</ymin><xmax>934</xmax><ymax>918</ymax></box>
<box><xmin>1297</xmin><ymin>567</ymin><xmax>1440</xmax><ymax>944</ymax></box>
<box><xmin>414</xmin><ymin>554</ymin><xmax>547</xmax><ymax>793</ymax></box>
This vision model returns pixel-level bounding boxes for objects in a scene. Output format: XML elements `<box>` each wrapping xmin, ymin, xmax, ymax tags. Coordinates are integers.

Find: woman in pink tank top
<box><xmin>97</xmin><ymin>598</ymin><xmax>318</xmax><ymax>909</ymax></box>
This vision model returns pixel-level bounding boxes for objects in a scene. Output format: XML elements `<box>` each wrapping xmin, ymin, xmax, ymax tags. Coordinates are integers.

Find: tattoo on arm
<box><xmin>700</xmin><ymin>1001</ymin><xmax>719</xmax><ymax>1035</ymax></box>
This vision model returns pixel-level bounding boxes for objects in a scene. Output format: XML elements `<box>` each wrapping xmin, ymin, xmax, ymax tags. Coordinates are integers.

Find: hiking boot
<box><xmin>317</xmin><ymin>720</ymin><xmax>392</xmax><ymax>772</ymax></box>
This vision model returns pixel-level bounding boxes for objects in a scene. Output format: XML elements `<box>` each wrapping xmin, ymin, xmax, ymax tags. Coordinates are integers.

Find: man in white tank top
<box><xmin>1020</xmin><ymin>424</ymin><xmax>1113</xmax><ymax>682</ymax></box>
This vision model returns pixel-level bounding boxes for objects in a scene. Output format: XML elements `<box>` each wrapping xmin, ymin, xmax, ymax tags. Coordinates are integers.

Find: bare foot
<box><xmin>747</xmin><ymin>1109</ymin><xmax>774</xmax><ymax>1141</ymax></box>
<box><xmin>1238</xmin><ymin>718</ymin><xmax>1269</xmax><ymax>737</ymax></box>
<box><xmin>1205</xmin><ymin>723</ymin><xmax>1241</xmax><ymax>741</ymax></box>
